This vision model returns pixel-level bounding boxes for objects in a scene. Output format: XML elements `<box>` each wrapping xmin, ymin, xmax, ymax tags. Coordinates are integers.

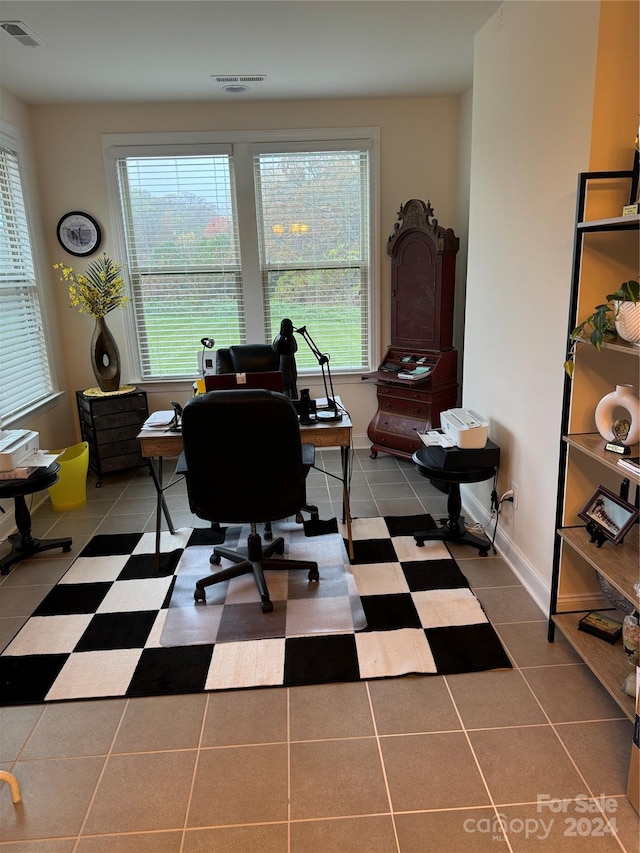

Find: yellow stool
<box><xmin>48</xmin><ymin>441</ymin><xmax>89</xmax><ymax>511</ymax></box>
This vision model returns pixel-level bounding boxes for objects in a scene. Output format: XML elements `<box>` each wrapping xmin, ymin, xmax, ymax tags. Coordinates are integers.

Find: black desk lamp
<box><xmin>273</xmin><ymin>318</ymin><xmax>341</xmax><ymax>422</ymax></box>
<box><xmin>199</xmin><ymin>337</ymin><xmax>215</xmax><ymax>376</ymax></box>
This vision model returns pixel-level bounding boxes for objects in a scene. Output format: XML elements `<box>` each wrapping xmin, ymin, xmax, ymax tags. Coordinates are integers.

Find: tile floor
<box><xmin>0</xmin><ymin>449</ymin><xmax>638</xmax><ymax>852</ymax></box>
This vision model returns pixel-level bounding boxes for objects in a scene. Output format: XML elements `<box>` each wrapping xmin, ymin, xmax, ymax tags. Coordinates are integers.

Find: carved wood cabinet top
<box><xmin>387</xmin><ymin>198</ymin><xmax>459</xmax><ymax>255</ymax></box>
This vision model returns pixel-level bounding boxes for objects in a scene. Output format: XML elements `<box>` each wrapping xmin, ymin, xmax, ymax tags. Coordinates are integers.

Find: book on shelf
<box><xmin>577</xmin><ymin>610</ymin><xmax>623</xmax><ymax>644</ymax></box>
<box><xmin>617</xmin><ymin>456</ymin><xmax>640</xmax><ymax>475</ymax></box>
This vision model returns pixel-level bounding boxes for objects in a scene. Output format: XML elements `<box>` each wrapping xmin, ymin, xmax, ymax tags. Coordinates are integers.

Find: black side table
<box><xmin>412</xmin><ymin>444</ymin><xmax>499</xmax><ymax>557</ymax></box>
<box><xmin>0</xmin><ymin>463</ymin><xmax>72</xmax><ymax>575</ymax></box>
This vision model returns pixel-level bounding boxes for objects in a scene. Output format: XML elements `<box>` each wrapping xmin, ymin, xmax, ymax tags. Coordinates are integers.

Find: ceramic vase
<box><xmin>614</xmin><ymin>301</ymin><xmax>640</xmax><ymax>346</ymax></box>
<box><xmin>90</xmin><ymin>315</ymin><xmax>121</xmax><ymax>393</ymax></box>
<box><xmin>594</xmin><ymin>384</ymin><xmax>640</xmax><ymax>445</ymax></box>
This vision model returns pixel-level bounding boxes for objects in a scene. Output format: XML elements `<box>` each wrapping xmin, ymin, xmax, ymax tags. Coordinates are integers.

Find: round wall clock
<box><xmin>56</xmin><ymin>211</ymin><xmax>101</xmax><ymax>256</ymax></box>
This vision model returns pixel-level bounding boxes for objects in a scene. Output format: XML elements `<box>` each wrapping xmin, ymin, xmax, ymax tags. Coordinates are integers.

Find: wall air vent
<box><xmin>0</xmin><ymin>21</ymin><xmax>46</xmax><ymax>47</ymax></box>
<box><xmin>211</xmin><ymin>75</ymin><xmax>267</xmax><ymax>85</ymax></box>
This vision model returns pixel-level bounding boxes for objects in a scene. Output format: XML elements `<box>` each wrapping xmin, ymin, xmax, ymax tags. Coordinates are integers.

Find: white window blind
<box><xmin>0</xmin><ymin>138</ymin><xmax>52</xmax><ymax>421</ymax></box>
<box><xmin>254</xmin><ymin>149</ymin><xmax>370</xmax><ymax>371</ymax></box>
<box><xmin>116</xmin><ymin>153</ymin><xmax>243</xmax><ymax>379</ymax></box>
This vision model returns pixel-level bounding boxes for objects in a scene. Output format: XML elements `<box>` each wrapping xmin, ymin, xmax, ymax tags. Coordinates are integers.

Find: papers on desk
<box><xmin>418</xmin><ymin>430</ymin><xmax>456</xmax><ymax>448</ymax></box>
<box><xmin>142</xmin><ymin>411</ymin><xmax>176</xmax><ymax>430</ymax></box>
<box><xmin>0</xmin><ymin>451</ymin><xmax>60</xmax><ymax>480</ymax></box>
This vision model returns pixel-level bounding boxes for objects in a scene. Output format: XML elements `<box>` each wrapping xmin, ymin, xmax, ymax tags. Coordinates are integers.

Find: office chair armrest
<box><xmin>302</xmin><ymin>443</ymin><xmax>315</xmax><ymax>470</ymax></box>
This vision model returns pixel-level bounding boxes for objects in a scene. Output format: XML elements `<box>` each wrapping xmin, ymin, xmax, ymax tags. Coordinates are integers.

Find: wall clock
<box><xmin>56</xmin><ymin>211</ymin><xmax>101</xmax><ymax>256</ymax></box>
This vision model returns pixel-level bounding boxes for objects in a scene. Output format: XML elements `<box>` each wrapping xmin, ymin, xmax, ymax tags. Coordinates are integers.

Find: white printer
<box><xmin>0</xmin><ymin>429</ymin><xmax>40</xmax><ymax>471</ymax></box>
<box><xmin>440</xmin><ymin>409</ymin><xmax>488</xmax><ymax>449</ymax></box>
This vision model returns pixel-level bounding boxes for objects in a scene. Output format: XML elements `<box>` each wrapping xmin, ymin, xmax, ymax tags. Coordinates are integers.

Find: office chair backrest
<box><xmin>216</xmin><ymin>343</ymin><xmax>296</xmax><ymax>397</ymax></box>
<box><xmin>216</xmin><ymin>344</ymin><xmax>279</xmax><ymax>375</ymax></box>
<box><xmin>181</xmin><ymin>389</ymin><xmax>306</xmax><ymax>524</ymax></box>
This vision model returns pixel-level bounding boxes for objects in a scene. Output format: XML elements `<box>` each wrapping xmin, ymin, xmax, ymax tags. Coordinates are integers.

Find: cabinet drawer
<box><xmin>88</xmin><ymin>437</ymin><xmax>142</xmax><ymax>460</ymax></box>
<box><xmin>77</xmin><ymin>392</ymin><xmax>147</xmax><ymax>417</ymax></box>
<box><xmin>95</xmin><ymin>452</ymin><xmax>145</xmax><ymax>474</ymax></box>
<box><xmin>91</xmin><ymin>424</ymin><xmax>143</xmax><ymax>446</ymax></box>
<box><xmin>377</xmin><ymin>384</ymin><xmax>429</xmax><ymax>402</ymax></box>
<box><xmin>378</xmin><ymin>395</ymin><xmax>430</xmax><ymax>418</ymax></box>
<box><xmin>81</xmin><ymin>408</ymin><xmax>146</xmax><ymax>432</ymax></box>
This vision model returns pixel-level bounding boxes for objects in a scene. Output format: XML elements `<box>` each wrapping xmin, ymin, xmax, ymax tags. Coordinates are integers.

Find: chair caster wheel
<box><xmin>210</xmin><ymin>553</ymin><xmax>221</xmax><ymax>565</ymax></box>
<box><xmin>479</xmin><ymin>548</ymin><xmax>489</xmax><ymax>557</ymax></box>
<box><xmin>261</xmin><ymin>598</ymin><xmax>274</xmax><ymax>613</ymax></box>
<box><xmin>63</xmin><ymin>544</ymin><xmax>72</xmax><ymax>553</ymax></box>
<box><xmin>415</xmin><ymin>539</ymin><xmax>425</xmax><ymax>547</ymax></box>
<box><xmin>308</xmin><ymin>568</ymin><xmax>319</xmax><ymax>582</ymax></box>
<box><xmin>194</xmin><ymin>589</ymin><xmax>206</xmax><ymax>603</ymax></box>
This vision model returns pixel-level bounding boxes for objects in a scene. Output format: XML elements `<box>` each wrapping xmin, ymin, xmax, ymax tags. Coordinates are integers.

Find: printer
<box><xmin>440</xmin><ymin>408</ymin><xmax>489</xmax><ymax>449</ymax></box>
<box><xmin>0</xmin><ymin>429</ymin><xmax>40</xmax><ymax>471</ymax></box>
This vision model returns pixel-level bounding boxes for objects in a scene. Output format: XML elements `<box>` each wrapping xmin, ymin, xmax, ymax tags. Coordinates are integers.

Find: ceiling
<box><xmin>0</xmin><ymin>1</ymin><xmax>500</xmax><ymax>105</ymax></box>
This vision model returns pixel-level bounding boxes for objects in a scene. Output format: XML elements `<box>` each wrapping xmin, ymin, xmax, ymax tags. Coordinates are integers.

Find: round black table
<box><xmin>0</xmin><ymin>463</ymin><xmax>72</xmax><ymax>575</ymax></box>
<box><xmin>412</xmin><ymin>447</ymin><xmax>496</xmax><ymax>557</ymax></box>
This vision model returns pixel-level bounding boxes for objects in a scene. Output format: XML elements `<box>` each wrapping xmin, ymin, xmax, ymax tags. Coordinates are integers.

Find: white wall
<box><xmin>463</xmin><ymin>0</ymin><xmax>601</xmax><ymax>604</ymax></box>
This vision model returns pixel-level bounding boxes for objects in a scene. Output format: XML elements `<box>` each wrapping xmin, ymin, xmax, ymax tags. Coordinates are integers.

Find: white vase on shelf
<box><xmin>614</xmin><ymin>301</ymin><xmax>640</xmax><ymax>346</ymax></box>
<box><xmin>594</xmin><ymin>384</ymin><xmax>640</xmax><ymax>445</ymax></box>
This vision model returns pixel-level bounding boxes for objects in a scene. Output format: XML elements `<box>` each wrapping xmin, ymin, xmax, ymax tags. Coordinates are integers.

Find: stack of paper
<box><xmin>418</xmin><ymin>430</ymin><xmax>456</xmax><ymax>448</ymax></box>
<box><xmin>142</xmin><ymin>411</ymin><xmax>176</xmax><ymax>430</ymax></box>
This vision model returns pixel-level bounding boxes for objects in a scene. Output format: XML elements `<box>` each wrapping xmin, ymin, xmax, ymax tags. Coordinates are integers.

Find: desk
<box><xmin>137</xmin><ymin>410</ymin><xmax>354</xmax><ymax>565</ymax></box>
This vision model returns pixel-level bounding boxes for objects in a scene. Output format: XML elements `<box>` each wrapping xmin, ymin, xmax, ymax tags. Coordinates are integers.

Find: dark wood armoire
<box><xmin>363</xmin><ymin>199</ymin><xmax>459</xmax><ymax>459</ymax></box>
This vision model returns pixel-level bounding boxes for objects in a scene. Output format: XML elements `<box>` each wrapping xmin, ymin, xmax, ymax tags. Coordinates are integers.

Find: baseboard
<box><xmin>461</xmin><ymin>487</ymin><xmax>549</xmax><ymax>619</ymax></box>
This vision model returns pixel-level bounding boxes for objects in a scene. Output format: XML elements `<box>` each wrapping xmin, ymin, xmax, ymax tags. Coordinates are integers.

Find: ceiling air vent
<box><xmin>211</xmin><ymin>75</ymin><xmax>267</xmax><ymax>85</ymax></box>
<box><xmin>0</xmin><ymin>21</ymin><xmax>45</xmax><ymax>47</ymax></box>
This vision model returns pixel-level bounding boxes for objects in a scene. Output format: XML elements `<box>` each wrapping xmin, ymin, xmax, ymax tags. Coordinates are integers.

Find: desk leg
<box><xmin>339</xmin><ymin>446</ymin><xmax>354</xmax><ymax>560</ymax></box>
<box><xmin>146</xmin><ymin>457</ymin><xmax>176</xmax><ymax>571</ymax></box>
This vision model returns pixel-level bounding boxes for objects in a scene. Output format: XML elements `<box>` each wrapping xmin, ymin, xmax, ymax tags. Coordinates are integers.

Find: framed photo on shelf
<box><xmin>578</xmin><ymin>485</ymin><xmax>639</xmax><ymax>546</ymax></box>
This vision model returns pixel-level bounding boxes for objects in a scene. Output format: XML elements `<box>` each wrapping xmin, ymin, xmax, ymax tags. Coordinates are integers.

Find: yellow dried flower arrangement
<box><xmin>54</xmin><ymin>254</ymin><xmax>128</xmax><ymax>318</ymax></box>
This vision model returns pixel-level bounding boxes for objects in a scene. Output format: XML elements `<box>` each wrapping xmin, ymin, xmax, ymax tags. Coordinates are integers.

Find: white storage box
<box><xmin>440</xmin><ymin>409</ymin><xmax>488</xmax><ymax>449</ymax></box>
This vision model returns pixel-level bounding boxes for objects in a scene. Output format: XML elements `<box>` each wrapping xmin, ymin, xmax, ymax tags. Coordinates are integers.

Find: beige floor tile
<box><xmin>0</xmin><ymin>585</ymin><xmax>52</xmax><ymax>618</ymax></box>
<box><xmin>83</xmin><ymin>750</ymin><xmax>197</xmax><ymax>834</ymax></box>
<box><xmin>469</xmin><ymin>726</ymin><xmax>587</xmax><ymax>804</ymax></box>
<box><xmin>183</xmin><ymin>823</ymin><xmax>288</xmax><ymax>852</ymax></box>
<box><xmin>380</xmin><ymin>731</ymin><xmax>490</xmax><ymax>811</ymax></box>
<box><xmin>474</xmin><ymin>586</ymin><xmax>546</xmax><ymax>624</ymax></box>
<box><xmin>368</xmin><ymin>674</ymin><xmax>461</xmax><ymax>735</ymax></box>
<box><xmin>112</xmin><ymin>694</ymin><xmax>207</xmax><ymax>753</ymax></box>
<box><xmin>498</xmin><ymin>802</ymin><xmax>625</xmax><ymax>851</ymax></box>
<box><xmin>460</xmin><ymin>557</ymin><xmax>522</xmax><ymax>589</ymax></box>
<box><xmin>555</xmin><ymin>719</ymin><xmax>635</xmax><ymax>796</ymax></box>
<box><xmin>201</xmin><ymin>688</ymin><xmax>287</xmax><ymax>747</ymax></box>
<box><xmin>187</xmin><ymin>744</ymin><xmax>288</xmax><ymax>826</ymax></box>
<box><xmin>446</xmin><ymin>669</ymin><xmax>547</xmax><ymax>729</ymax></box>
<box><xmin>75</xmin><ymin>831</ymin><xmax>184</xmax><ymax>852</ymax></box>
<box><xmin>522</xmin><ymin>664</ymin><xmax>626</xmax><ymax>722</ymax></box>
<box><xmin>289</xmin><ymin>681</ymin><xmax>374</xmax><ymax>741</ymax></box>
<box><xmin>291</xmin><ymin>814</ymin><xmax>398</xmax><ymax>852</ymax></box>
<box><xmin>606</xmin><ymin>796</ymin><xmax>640</xmax><ymax>853</ymax></box>
<box><xmin>20</xmin><ymin>699</ymin><xmax>126</xmax><ymax>759</ymax></box>
<box><xmin>1</xmin><ymin>557</ymin><xmax>72</xmax><ymax>586</ymax></box>
<box><xmin>0</xmin><ymin>705</ymin><xmax>43</xmax><ymax>761</ymax></box>
<box><xmin>290</xmin><ymin>737</ymin><xmax>389</xmax><ymax>819</ymax></box>
<box><xmin>0</xmin><ymin>756</ymin><xmax>104</xmax><ymax>842</ymax></box>
<box><xmin>0</xmin><ymin>841</ymin><xmax>76</xmax><ymax>852</ymax></box>
<box><xmin>0</xmin><ymin>616</ymin><xmax>27</xmax><ymax>652</ymax></box>
<box><xmin>394</xmin><ymin>807</ymin><xmax>507</xmax><ymax>852</ymax></box>
<box><xmin>496</xmin><ymin>621</ymin><xmax>582</xmax><ymax>668</ymax></box>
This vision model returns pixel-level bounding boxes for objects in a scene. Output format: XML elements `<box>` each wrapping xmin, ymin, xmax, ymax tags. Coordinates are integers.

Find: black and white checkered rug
<box><xmin>0</xmin><ymin>515</ymin><xmax>511</xmax><ymax>705</ymax></box>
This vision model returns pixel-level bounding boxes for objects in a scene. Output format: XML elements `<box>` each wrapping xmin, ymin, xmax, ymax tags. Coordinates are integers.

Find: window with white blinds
<box><xmin>107</xmin><ymin>130</ymin><xmax>377</xmax><ymax>381</ymax></box>
<box><xmin>0</xmin><ymin>127</ymin><xmax>53</xmax><ymax>422</ymax></box>
<box><xmin>116</xmin><ymin>152</ymin><xmax>243</xmax><ymax>379</ymax></box>
<box><xmin>254</xmin><ymin>149</ymin><xmax>370</xmax><ymax>371</ymax></box>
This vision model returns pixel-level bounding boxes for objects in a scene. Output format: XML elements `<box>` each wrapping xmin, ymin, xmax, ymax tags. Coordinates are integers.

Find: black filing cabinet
<box><xmin>76</xmin><ymin>388</ymin><xmax>148</xmax><ymax>486</ymax></box>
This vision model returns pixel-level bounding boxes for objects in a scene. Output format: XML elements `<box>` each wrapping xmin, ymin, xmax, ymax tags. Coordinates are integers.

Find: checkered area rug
<box><xmin>0</xmin><ymin>515</ymin><xmax>511</xmax><ymax>705</ymax></box>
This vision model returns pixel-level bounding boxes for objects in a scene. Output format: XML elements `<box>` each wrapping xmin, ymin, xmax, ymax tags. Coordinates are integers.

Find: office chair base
<box><xmin>194</xmin><ymin>531</ymin><xmax>319</xmax><ymax>610</ymax></box>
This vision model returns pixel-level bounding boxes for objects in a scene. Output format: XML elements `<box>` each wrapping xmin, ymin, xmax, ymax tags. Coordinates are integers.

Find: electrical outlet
<box><xmin>510</xmin><ymin>482</ymin><xmax>518</xmax><ymax>510</ymax></box>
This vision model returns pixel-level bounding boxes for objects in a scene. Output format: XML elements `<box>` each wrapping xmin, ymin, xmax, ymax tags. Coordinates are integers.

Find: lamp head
<box><xmin>200</xmin><ymin>337</ymin><xmax>215</xmax><ymax>349</ymax></box>
<box><xmin>272</xmin><ymin>318</ymin><xmax>298</xmax><ymax>355</ymax></box>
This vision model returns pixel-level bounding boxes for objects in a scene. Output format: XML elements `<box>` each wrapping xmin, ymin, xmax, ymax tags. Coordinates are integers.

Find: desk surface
<box><xmin>138</xmin><ymin>411</ymin><xmax>352</xmax><ymax>457</ymax></box>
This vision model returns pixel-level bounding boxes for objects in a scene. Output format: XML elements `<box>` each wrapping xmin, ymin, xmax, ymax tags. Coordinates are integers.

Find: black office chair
<box><xmin>216</xmin><ymin>343</ymin><xmax>297</xmax><ymax>398</ymax></box>
<box><xmin>181</xmin><ymin>389</ymin><xmax>319</xmax><ymax>612</ymax></box>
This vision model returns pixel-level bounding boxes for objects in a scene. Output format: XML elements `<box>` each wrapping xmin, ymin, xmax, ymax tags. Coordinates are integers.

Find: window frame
<box><xmin>103</xmin><ymin>128</ymin><xmax>380</xmax><ymax>384</ymax></box>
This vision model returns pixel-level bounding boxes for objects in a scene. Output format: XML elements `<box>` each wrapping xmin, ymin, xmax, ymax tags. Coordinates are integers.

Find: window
<box><xmin>0</xmin><ymin>122</ymin><xmax>53</xmax><ymax>422</ymax></box>
<box><xmin>105</xmin><ymin>130</ymin><xmax>378</xmax><ymax>381</ymax></box>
